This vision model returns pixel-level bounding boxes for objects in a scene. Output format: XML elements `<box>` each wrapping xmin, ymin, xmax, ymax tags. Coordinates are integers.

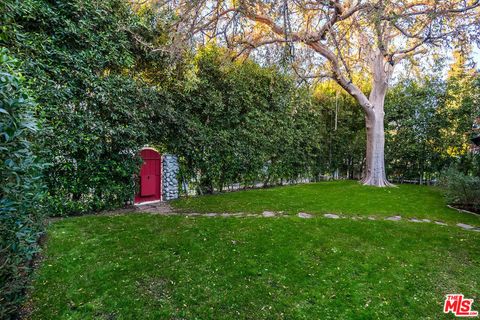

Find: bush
<box><xmin>0</xmin><ymin>49</ymin><xmax>46</xmax><ymax>319</ymax></box>
<box><xmin>439</xmin><ymin>168</ymin><xmax>480</xmax><ymax>213</ymax></box>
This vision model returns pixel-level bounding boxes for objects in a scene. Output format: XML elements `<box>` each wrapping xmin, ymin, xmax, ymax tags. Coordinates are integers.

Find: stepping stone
<box><xmin>368</xmin><ymin>217</ymin><xmax>376</xmax><ymax>220</ymax></box>
<box><xmin>385</xmin><ymin>216</ymin><xmax>401</xmax><ymax>221</ymax></box>
<box><xmin>221</xmin><ymin>213</ymin><xmax>233</xmax><ymax>217</ymax></box>
<box><xmin>434</xmin><ymin>221</ymin><xmax>448</xmax><ymax>226</ymax></box>
<box><xmin>422</xmin><ymin>219</ymin><xmax>431</xmax><ymax>222</ymax></box>
<box><xmin>457</xmin><ymin>223</ymin><xmax>475</xmax><ymax>230</ymax></box>
<box><xmin>324</xmin><ymin>213</ymin><xmax>340</xmax><ymax>219</ymax></box>
<box><xmin>262</xmin><ymin>211</ymin><xmax>276</xmax><ymax>217</ymax></box>
<box><xmin>409</xmin><ymin>218</ymin><xmax>423</xmax><ymax>223</ymax></box>
<box><xmin>298</xmin><ymin>212</ymin><xmax>312</xmax><ymax>219</ymax></box>
<box><xmin>205</xmin><ymin>213</ymin><xmax>217</xmax><ymax>217</ymax></box>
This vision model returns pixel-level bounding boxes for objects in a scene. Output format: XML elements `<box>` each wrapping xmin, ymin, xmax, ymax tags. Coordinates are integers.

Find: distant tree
<box><xmin>385</xmin><ymin>48</ymin><xmax>480</xmax><ymax>182</ymax></box>
<box><xmin>441</xmin><ymin>46</ymin><xmax>480</xmax><ymax>158</ymax></box>
<box><xmin>385</xmin><ymin>76</ymin><xmax>447</xmax><ymax>182</ymax></box>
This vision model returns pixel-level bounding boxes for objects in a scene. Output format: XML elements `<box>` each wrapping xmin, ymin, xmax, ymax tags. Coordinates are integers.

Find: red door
<box><xmin>135</xmin><ymin>149</ymin><xmax>162</xmax><ymax>203</ymax></box>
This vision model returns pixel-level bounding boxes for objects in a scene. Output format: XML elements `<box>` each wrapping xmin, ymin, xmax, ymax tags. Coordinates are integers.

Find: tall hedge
<box><xmin>165</xmin><ymin>46</ymin><xmax>327</xmax><ymax>193</ymax></box>
<box><xmin>0</xmin><ymin>49</ymin><xmax>46</xmax><ymax>319</ymax></box>
<box><xmin>2</xmin><ymin>0</ymin><xmax>161</xmax><ymax>215</ymax></box>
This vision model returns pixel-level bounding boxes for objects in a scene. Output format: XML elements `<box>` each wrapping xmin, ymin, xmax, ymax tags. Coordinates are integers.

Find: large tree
<box><xmin>154</xmin><ymin>0</ymin><xmax>480</xmax><ymax>186</ymax></box>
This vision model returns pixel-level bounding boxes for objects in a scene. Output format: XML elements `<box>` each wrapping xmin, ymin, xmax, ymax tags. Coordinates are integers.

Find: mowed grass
<box><xmin>172</xmin><ymin>181</ymin><xmax>480</xmax><ymax>225</ymax></box>
<box><xmin>28</xmin><ymin>214</ymin><xmax>479</xmax><ymax>319</ymax></box>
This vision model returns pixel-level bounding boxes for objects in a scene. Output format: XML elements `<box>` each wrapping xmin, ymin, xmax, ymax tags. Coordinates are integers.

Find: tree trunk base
<box><xmin>360</xmin><ymin>176</ymin><xmax>395</xmax><ymax>187</ymax></box>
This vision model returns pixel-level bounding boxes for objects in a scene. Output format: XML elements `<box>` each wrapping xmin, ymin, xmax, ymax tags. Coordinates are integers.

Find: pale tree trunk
<box><xmin>361</xmin><ymin>101</ymin><xmax>394</xmax><ymax>187</ymax></box>
<box><xmin>360</xmin><ymin>52</ymin><xmax>394</xmax><ymax>187</ymax></box>
<box><xmin>325</xmin><ymin>47</ymin><xmax>395</xmax><ymax>187</ymax></box>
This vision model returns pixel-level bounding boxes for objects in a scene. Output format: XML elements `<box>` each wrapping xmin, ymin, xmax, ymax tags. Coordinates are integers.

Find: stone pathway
<box><xmin>132</xmin><ymin>203</ymin><xmax>480</xmax><ymax>233</ymax></box>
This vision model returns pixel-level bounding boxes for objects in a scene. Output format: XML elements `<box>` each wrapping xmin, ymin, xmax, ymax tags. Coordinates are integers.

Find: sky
<box><xmin>474</xmin><ymin>46</ymin><xmax>480</xmax><ymax>66</ymax></box>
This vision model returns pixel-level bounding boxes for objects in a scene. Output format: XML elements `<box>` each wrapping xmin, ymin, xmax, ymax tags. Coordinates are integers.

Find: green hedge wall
<box><xmin>0</xmin><ymin>48</ymin><xmax>46</xmax><ymax>319</ymax></box>
<box><xmin>2</xmin><ymin>0</ymin><xmax>159</xmax><ymax>216</ymax></box>
<box><xmin>165</xmin><ymin>46</ymin><xmax>328</xmax><ymax>193</ymax></box>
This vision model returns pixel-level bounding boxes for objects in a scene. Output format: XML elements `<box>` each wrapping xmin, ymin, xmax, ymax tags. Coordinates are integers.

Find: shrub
<box><xmin>0</xmin><ymin>48</ymin><xmax>46</xmax><ymax>319</ymax></box>
<box><xmin>439</xmin><ymin>168</ymin><xmax>480</xmax><ymax>213</ymax></box>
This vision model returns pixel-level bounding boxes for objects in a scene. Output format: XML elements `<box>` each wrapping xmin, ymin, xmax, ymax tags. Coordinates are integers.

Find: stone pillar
<box><xmin>162</xmin><ymin>154</ymin><xmax>179</xmax><ymax>200</ymax></box>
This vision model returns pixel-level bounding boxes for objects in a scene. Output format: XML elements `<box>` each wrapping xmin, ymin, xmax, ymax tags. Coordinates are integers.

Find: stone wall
<box><xmin>162</xmin><ymin>154</ymin><xmax>179</xmax><ymax>200</ymax></box>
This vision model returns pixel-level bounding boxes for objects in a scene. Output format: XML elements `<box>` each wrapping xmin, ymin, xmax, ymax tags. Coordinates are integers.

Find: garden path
<box><xmin>133</xmin><ymin>202</ymin><xmax>480</xmax><ymax>233</ymax></box>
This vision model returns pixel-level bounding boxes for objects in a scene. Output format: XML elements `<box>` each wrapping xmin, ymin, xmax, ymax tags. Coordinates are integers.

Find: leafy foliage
<box><xmin>385</xmin><ymin>56</ymin><xmax>480</xmax><ymax>183</ymax></box>
<box><xmin>0</xmin><ymin>49</ymin><xmax>46</xmax><ymax>319</ymax></box>
<box><xmin>313</xmin><ymin>83</ymin><xmax>366</xmax><ymax>179</ymax></box>
<box><xmin>2</xmin><ymin>0</ymin><xmax>163</xmax><ymax>215</ymax></box>
<box><xmin>165</xmin><ymin>47</ymin><xmax>327</xmax><ymax>193</ymax></box>
<box><xmin>385</xmin><ymin>77</ymin><xmax>448</xmax><ymax>181</ymax></box>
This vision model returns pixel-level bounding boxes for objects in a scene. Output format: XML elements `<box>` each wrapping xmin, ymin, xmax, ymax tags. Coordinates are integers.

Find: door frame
<box><xmin>134</xmin><ymin>147</ymin><xmax>163</xmax><ymax>205</ymax></box>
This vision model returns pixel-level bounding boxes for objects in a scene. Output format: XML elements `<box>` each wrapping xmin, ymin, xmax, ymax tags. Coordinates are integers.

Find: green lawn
<box><xmin>27</xmin><ymin>182</ymin><xmax>480</xmax><ymax>319</ymax></box>
<box><xmin>28</xmin><ymin>214</ymin><xmax>479</xmax><ymax>319</ymax></box>
<box><xmin>172</xmin><ymin>181</ymin><xmax>480</xmax><ymax>225</ymax></box>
